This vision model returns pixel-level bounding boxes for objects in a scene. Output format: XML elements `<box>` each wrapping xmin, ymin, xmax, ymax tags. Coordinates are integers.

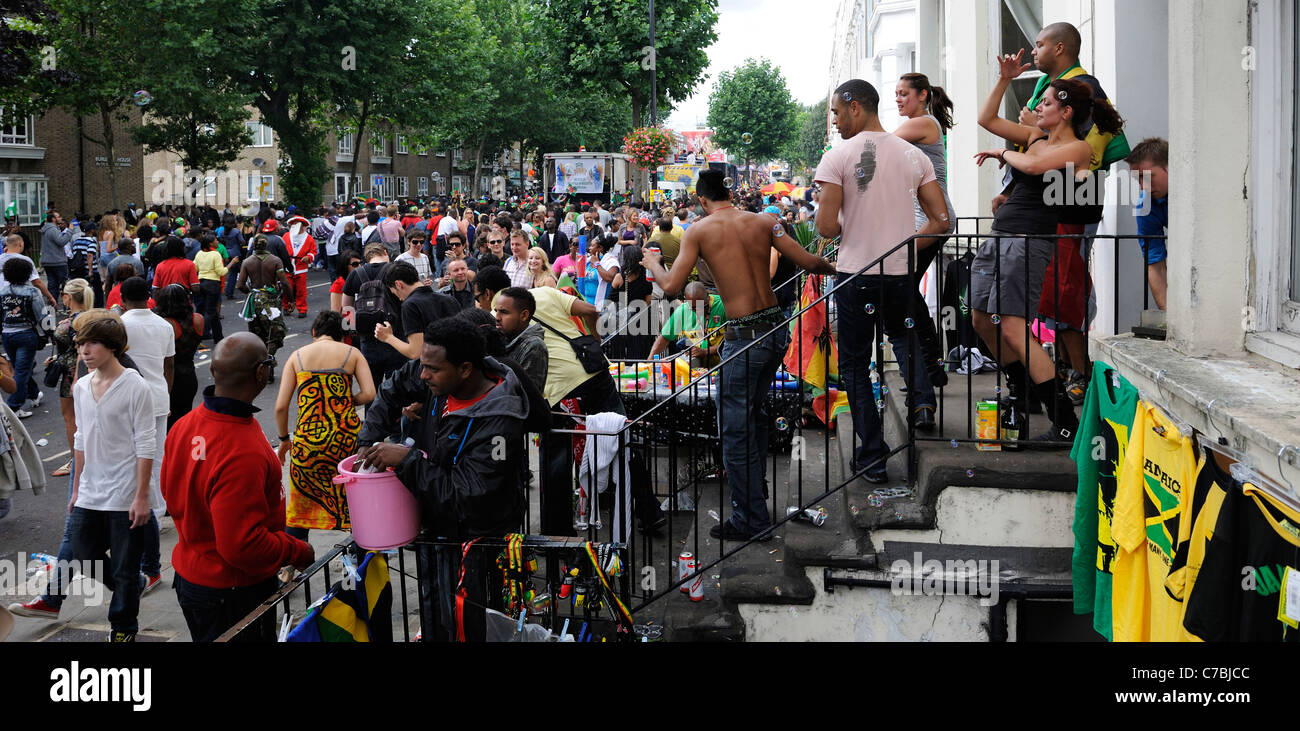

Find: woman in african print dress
<box><xmin>274</xmin><ymin>310</ymin><xmax>376</xmax><ymax>538</ymax></box>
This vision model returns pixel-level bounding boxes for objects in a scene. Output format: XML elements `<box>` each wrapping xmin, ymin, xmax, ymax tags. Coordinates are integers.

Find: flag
<box><xmin>811</xmin><ymin>389</ymin><xmax>850</xmax><ymax>428</ymax></box>
<box><xmin>286</xmin><ymin>552</ymin><xmax>392</xmax><ymax>642</ymax></box>
<box><xmin>3</xmin><ymin>200</ymin><xmax>15</xmax><ymax>219</ymax></box>
<box><xmin>782</xmin><ymin>275</ymin><xmax>838</xmax><ymax>390</ymax></box>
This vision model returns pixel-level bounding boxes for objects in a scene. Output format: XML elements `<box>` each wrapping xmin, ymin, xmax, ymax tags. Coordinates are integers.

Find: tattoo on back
<box><xmin>856</xmin><ymin>140</ymin><xmax>877</xmax><ymax>194</ymax></box>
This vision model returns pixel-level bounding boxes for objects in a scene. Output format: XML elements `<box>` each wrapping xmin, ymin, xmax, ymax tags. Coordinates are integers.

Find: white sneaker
<box><xmin>14</xmin><ymin>409</ymin><xmax>32</xmax><ymax>419</ymax></box>
<box><xmin>33</xmin><ymin>391</ymin><xmax>44</xmax><ymax>408</ymax></box>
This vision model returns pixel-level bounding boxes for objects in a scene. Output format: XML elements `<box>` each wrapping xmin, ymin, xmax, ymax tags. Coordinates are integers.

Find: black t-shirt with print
<box><xmin>1184</xmin><ymin>483</ymin><xmax>1300</xmax><ymax>642</ymax></box>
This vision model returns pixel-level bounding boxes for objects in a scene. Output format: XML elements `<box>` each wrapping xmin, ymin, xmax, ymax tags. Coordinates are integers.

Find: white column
<box><xmin>1165</xmin><ymin>0</ymin><xmax>1250</xmax><ymax>357</ymax></box>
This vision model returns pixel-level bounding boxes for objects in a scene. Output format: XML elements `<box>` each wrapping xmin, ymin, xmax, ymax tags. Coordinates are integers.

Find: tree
<box><xmin>535</xmin><ymin>0</ymin><xmax>718</xmax><ymax>129</ymax></box>
<box><xmin>787</xmin><ymin>99</ymin><xmax>829</xmax><ymax>180</ymax></box>
<box><xmin>0</xmin><ymin>1</ymin><xmax>75</xmax><ymax>110</ymax></box>
<box><xmin>32</xmin><ymin>0</ymin><xmax>142</xmax><ymax>210</ymax></box>
<box><xmin>127</xmin><ymin>0</ymin><xmax>258</xmax><ymax>182</ymax></box>
<box><xmin>707</xmin><ymin>58</ymin><xmax>800</xmax><ymax>182</ymax></box>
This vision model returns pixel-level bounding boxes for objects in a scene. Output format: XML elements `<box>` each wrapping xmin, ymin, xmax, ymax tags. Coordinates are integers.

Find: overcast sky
<box><xmin>664</xmin><ymin>0</ymin><xmax>838</xmax><ymax>131</ymax></box>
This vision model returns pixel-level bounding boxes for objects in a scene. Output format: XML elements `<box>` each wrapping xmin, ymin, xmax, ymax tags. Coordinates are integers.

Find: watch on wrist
<box><xmin>278</xmin><ymin>434</ymin><xmax>290</xmax><ymax>442</ymax></box>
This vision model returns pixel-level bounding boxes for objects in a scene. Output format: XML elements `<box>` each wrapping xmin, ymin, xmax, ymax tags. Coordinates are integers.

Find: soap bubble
<box><xmin>723</xmin><ymin>177</ymin><xmax>734</xmax><ymax>188</ymax></box>
<box><xmin>133</xmin><ymin>90</ymin><xmax>152</xmax><ymax>106</ymax></box>
<box><xmin>772</xmin><ymin>223</ymin><xmax>785</xmax><ymax>237</ymax></box>
<box><xmin>950</xmin><ymin>439</ymin><xmax>959</xmax><ymax>448</ymax></box>
<box><xmin>855</xmin><ymin>168</ymin><xmax>867</xmax><ymax>179</ymax></box>
<box><xmin>775</xmin><ymin>417</ymin><xmax>789</xmax><ymax>431</ymax></box>
<box><xmin>741</xmin><ymin>133</ymin><xmax>753</xmax><ymax>145</ymax></box>
<box><xmin>904</xmin><ymin>318</ymin><xmax>914</xmax><ymax>328</ymax></box>
<box><xmin>867</xmin><ymin>494</ymin><xmax>883</xmax><ymax>508</ymax></box>
<box><xmin>966</xmin><ymin>469</ymin><xmax>975</xmax><ymax>478</ymax></box>
<box><xmin>864</xmin><ymin>303</ymin><xmax>875</xmax><ymax>314</ymax></box>
<box><xmin>990</xmin><ymin>314</ymin><xmax>1001</xmax><ymax>325</ymax></box>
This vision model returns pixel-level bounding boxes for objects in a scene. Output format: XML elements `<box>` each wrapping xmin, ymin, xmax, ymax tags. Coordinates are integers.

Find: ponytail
<box><xmin>63</xmin><ymin>278</ymin><xmax>95</xmax><ymax>310</ymax></box>
<box><xmin>900</xmin><ymin>72</ymin><xmax>956</xmax><ymax>132</ymax></box>
<box><xmin>1051</xmin><ymin>78</ymin><xmax>1125</xmax><ymax>140</ymax></box>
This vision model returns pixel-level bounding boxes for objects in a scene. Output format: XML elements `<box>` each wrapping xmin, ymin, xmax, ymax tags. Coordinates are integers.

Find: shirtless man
<box><xmin>643</xmin><ymin>168</ymin><xmax>834</xmax><ymax>542</ymax></box>
<box><xmin>236</xmin><ymin>234</ymin><xmax>293</xmax><ymax>376</ymax></box>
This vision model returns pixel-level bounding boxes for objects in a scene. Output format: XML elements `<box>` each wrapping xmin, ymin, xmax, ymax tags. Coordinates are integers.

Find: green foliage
<box><xmin>535</xmin><ymin>0</ymin><xmax>718</xmax><ymax>128</ymax></box>
<box><xmin>707</xmin><ymin>58</ymin><xmax>800</xmax><ymax>166</ymax></box>
<box><xmin>787</xmin><ymin>99</ymin><xmax>829</xmax><ymax>178</ymax></box>
<box><xmin>126</xmin><ymin>0</ymin><xmax>258</xmax><ymax>173</ymax></box>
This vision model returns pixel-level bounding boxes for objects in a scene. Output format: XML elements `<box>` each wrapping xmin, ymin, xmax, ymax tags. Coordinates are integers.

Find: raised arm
<box><xmin>643</xmin><ymin>226</ymin><xmax>698</xmax><ymax>297</ymax></box>
<box><xmin>978</xmin><ymin>50</ymin><xmax>1037</xmax><ymax>146</ymax></box>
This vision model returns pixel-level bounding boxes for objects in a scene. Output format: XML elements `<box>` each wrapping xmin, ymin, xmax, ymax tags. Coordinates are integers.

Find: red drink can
<box><xmin>680</xmin><ymin>551</ymin><xmax>703</xmax><ymax>601</ymax></box>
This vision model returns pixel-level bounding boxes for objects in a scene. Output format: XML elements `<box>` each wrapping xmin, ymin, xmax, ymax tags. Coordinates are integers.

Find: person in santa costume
<box><xmin>284</xmin><ymin>215</ymin><xmax>317</xmax><ymax>318</ymax></box>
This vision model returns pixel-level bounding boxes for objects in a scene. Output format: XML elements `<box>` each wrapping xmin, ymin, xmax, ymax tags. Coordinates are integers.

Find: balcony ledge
<box><xmin>0</xmin><ymin>145</ymin><xmax>45</xmax><ymax>160</ymax></box>
<box><xmin>1091</xmin><ymin>333</ymin><xmax>1300</xmax><ymax>484</ymax></box>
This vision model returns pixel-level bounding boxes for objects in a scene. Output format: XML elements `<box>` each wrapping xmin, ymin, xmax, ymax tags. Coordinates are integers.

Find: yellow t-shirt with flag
<box><xmin>1111</xmin><ymin>401</ymin><xmax>1198</xmax><ymax>641</ymax></box>
<box><xmin>1164</xmin><ymin>446</ymin><xmax>1232</xmax><ymax>642</ymax></box>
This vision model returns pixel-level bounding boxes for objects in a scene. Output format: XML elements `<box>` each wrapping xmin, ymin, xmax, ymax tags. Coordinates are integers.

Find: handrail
<box><xmin>604</xmin><ymin>233</ymin><xmax>927</xmax><ymax>437</ymax></box>
<box><xmin>598</xmin><ymin>245</ymin><xmax>842</xmax><ymax>347</ymax></box>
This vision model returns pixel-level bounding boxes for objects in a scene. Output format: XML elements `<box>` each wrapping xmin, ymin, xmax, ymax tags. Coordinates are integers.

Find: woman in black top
<box><xmin>609</xmin><ymin>244</ymin><xmax>654</xmax><ymax>360</ymax></box>
<box><xmin>154</xmin><ymin>284</ymin><xmax>204</xmax><ymax>430</ymax></box>
<box><xmin>971</xmin><ymin>50</ymin><xmax>1123</xmax><ymax>442</ymax></box>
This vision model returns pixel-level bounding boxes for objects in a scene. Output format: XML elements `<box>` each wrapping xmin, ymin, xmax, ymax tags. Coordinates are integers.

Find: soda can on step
<box><xmin>679</xmin><ymin>552</ymin><xmax>695</xmax><ymax>594</ymax></box>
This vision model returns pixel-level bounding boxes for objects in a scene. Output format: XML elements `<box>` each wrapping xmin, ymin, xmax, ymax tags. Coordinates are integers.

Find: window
<box><xmin>396</xmin><ymin>135</ymin><xmax>408</xmax><ymax>154</ymax></box>
<box><xmin>417</xmin><ymin>176</ymin><xmax>429</xmax><ymax>195</ymax></box>
<box><xmin>0</xmin><ymin>109</ymin><xmax>34</xmax><ymax>146</ymax></box>
<box><xmin>245</xmin><ymin>121</ymin><xmax>274</xmax><ymax>147</ymax></box>
<box><xmin>338</xmin><ymin>133</ymin><xmax>354</xmax><ymax>156</ymax></box>
<box><xmin>998</xmin><ymin>0</ymin><xmax>1044</xmax><ymax>122</ymax></box>
<box><xmin>453</xmin><ymin>175</ymin><xmax>470</xmax><ymax>194</ymax></box>
<box><xmin>203</xmin><ymin>176</ymin><xmax>217</xmax><ymax>198</ymax></box>
<box><xmin>370</xmin><ymin>174</ymin><xmax>391</xmax><ymax>199</ymax></box>
<box><xmin>371</xmin><ymin>135</ymin><xmax>387</xmax><ymax>157</ymax></box>
<box><xmin>396</xmin><ymin>176</ymin><xmax>409</xmax><ymax>197</ymax></box>
<box><xmin>453</xmin><ymin>148</ymin><xmax>464</xmax><ymax>164</ymax></box>
<box><xmin>335</xmin><ymin>173</ymin><xmax>350</xmax><ymax>200</ymax></box>
<box><xmin>0</xmin><ymin>178</ymin><xmax>48</xmax><ymax>226</ymax></box>
<box><xmin>436</xmin><ymin>149</ymin><xmax>448</xmax><ymax>157</ymax></box>
<box><xmin>418</xmin><ymin>145</ymin><xmax>428</xmax><ymax>156</ymax></box>
<box><xmin>247</xmin><ymin>174</ymin><xmax>273</xmax><ymax>201</ymax></box>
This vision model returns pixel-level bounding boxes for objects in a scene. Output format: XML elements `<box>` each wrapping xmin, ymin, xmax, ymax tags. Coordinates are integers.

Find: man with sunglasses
<box><xmin>163</xmin><ymin>332</ymin><xmax>314</xmax><ymax>642</ymax></box>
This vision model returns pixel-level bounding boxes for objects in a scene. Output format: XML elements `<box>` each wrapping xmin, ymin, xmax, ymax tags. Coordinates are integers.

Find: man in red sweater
<box><xmin>161</xmin><ymin>332</ymin><xmax>314</xmax><ymax>642</ymax></box>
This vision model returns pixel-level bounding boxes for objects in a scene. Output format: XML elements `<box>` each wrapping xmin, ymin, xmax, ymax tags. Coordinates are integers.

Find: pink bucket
<box><xmin>333</xmin><ymin>454</ymin><xmax>421</xmax><ymax>551</ymax></box>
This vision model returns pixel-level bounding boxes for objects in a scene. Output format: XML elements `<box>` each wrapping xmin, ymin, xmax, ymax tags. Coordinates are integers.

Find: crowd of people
<box><xmin>0</xmin><ymin>19</ymin><xmax>1173</xmax><ymax>643</ymax></box>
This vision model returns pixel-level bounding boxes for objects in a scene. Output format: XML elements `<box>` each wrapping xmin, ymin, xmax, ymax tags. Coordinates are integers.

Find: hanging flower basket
<box><xmin>622</xmin><ymin>126</ymin><xmax>676</xmax><ymax>170</ymax></box>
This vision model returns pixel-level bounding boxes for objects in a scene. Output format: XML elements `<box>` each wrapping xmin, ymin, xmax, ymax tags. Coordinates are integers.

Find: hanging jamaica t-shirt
<box><xmin>1183</xmin><ymin>483</ymin><xmax>1300</xmax><ymax>642</ymax></box>
<box><xmin>1111</xmin><ymin>401</ymin><xmax>1197</xmax><ymax>641</ymax></box>
<box><xmin>1070</xmin><ymin>362</ymin><xmax>1139</xmax><ymax>640</ymax></box>
<box><xmin>1163</xmin><ymin>443</ymin><xmax>1233</xmax><ymax>642</ymax></box>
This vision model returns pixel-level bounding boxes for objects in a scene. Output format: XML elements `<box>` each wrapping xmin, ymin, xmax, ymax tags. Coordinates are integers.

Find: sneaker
<box><xmin>912</xmin><ymin>405</ymin><xmax>936</xmax><ymax>433</ymax></box>
<box><xmin>32</xmin><ymin>391</ymin><xmax>44</xmax><ymax>408</ymax></box>
<box><xmin>1065</xmin><ymin>370</ymin><xmax>1088</xmax><ymax>406</ymax></box>
<box><xmin>14</xmin><ymin>409</ymin><xmax>32</xmax><ymax>419</ymax></box>
<box><xmin>140</xmin><ymin>573</ymin><xmax>162</xmax><ymax>596</ymax></box>
<box><xmin>7</xmin><ymin>597</ymin><xmax>60</xmax><ymax>619</ymax></box>
<box><xmin>708</xmin><ymin>521</ymin><xmax>772</xmax><ymax>542</ymax></box>
<box><xmin>107</xmin><ymin>630</ymin><xmax>137</xmax><ymax>643</ymax></box>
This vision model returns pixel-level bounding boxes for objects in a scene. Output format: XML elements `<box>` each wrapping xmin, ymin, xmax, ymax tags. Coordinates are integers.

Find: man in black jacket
<box><xmin>538</xmin><ymin>216</ymin><xmax>570</xmax><ymax>263</ymax></box>
<box><xmin>356</xmin><ymin>317</ymin><xmax>528</xmax><ymax>641</ymax></box>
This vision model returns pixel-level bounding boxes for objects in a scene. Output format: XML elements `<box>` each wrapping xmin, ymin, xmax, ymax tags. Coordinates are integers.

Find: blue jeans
<box><xmin>3</xmin><ymin>329</ymin><xmax>41</xmax><ymax>409</ymax></box>
<box><xmin>67</xmin><ymin>507</ymin><xmax>145</xmax><ymax>634</ymax></box>
<box><xmin>834</xmin><ymin>274</ymin><xmax>935</xmax><ymax>476</ymax></box>
<box><xmin>224</xmin><ymin>260</ymin><xmax>241</xmax><ymax>298</ymax></box>
<box><xmin>717</xmin><ymin>324</ymin><xmax>790</xmax><ymax>535</ymax></box>
<box><xmin>45</xmin><ymin>265</ymin><xmax>70</xmax><ymax>301</ymax></box>
<box><xmin>195</xmin><ymin>279</ymin><xmax>224</xmax><ymax>341</ymax></box>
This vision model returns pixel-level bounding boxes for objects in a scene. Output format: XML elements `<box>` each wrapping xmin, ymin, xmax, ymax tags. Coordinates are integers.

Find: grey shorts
<box><xmin>968</xmin><ymin>231</ymin><xmax>1054</xmax><ymax>318</ymax></box>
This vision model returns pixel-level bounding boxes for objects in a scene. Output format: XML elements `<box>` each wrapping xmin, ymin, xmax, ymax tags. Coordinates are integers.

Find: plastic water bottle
<box><xmin>27</xmin><ymin>552</ymin><xmax>56</xmax><ymax>579</ymax></box>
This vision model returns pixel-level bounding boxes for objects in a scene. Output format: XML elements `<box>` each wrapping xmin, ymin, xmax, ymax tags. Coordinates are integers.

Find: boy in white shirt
<box><xmin>394</xmin><ymin>231</ymin><xmax>433</xmax><ymax>285</ymax></box>
<box><xmin>70</xmin><ymin>315</ymin><xmax>158</xmax><ymax>642</ymax></box>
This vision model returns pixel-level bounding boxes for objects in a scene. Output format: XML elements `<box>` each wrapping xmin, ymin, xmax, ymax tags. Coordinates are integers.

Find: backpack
<box><xmin>363</xmin><ymin>226</ymin><xmax>384</xmax><ymax>246</ymax></box>
<box><xmin>1</xmin><ymin>285</ymin><xmax>48</xmax><ymax>348</ymax></box>
<box><xmin>353</xmin><ymin>263</ymin><xmax>398</xmax><ymax>341</ymax></box>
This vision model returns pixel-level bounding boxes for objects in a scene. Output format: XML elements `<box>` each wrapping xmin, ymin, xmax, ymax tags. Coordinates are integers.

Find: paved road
<box><xmin>0</xmin><ymin>267</ymin><xmax>340</xmax><ymax>574</ymax></box>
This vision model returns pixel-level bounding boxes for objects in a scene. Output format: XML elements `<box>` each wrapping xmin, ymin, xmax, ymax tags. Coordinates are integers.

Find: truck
<box><xmin>543</xmin><ymin>152</ymin><xmax>635</xmax><ymax>204</ymax></box>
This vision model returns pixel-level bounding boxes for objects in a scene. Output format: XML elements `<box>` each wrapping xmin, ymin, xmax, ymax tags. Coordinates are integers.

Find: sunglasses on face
<box><xmin>348</xmin><ymin>260</ymin><xmax>362</xmax><ymax>267</ymax></box>
<box><xmin>489</xmin><ymin>239</ymin><xmax>503</xmax><ymax>245</ymax></box>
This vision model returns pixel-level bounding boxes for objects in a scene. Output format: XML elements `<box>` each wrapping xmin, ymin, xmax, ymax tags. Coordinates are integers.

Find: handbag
<box><xmin>532</xmin><ymin>316</ymin><xmax>608</xmax><ymax>374</ymax></box>
<box><xmin>43</xmin><ymin>358</ymin><xmax>64</xmax><ymax>388</ymax></box>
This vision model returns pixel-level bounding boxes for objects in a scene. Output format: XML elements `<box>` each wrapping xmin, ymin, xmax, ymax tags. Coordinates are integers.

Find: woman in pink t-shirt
<box><xmin>551</xmin><ymin>237</ymin><xmax>586</xmax><ymax>281</ymax></box>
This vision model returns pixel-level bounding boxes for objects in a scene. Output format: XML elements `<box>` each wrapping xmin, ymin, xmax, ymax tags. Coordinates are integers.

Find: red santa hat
<box><xmin>285</xmin><ymin>215</ymin><xmax>310</xmax><ymax>229</ymax></box>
